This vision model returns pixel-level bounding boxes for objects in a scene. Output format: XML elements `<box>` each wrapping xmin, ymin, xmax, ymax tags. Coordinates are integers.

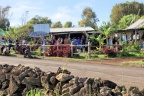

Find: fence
<box><xmin>0</xmin><ymin>42</ymin><xmax>123</xmax><ymax>59</ymax></box>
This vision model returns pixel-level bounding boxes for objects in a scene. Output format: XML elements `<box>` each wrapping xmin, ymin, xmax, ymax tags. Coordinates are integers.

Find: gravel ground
<box><xmin>0</xmin><ymin>56</ymin><xmax>144</xmax><ymax>90</ymax></box>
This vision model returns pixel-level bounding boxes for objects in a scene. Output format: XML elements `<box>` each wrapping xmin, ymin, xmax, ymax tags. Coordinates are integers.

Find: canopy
<box><xmin>29</xmin><ymin>31</ymin><xmax>49</xmax><ymax>37</ymax></box>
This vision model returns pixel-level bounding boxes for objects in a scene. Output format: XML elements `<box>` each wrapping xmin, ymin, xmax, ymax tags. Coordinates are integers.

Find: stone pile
<box><xmin>0</xmin><ymin>64</ymin><xmax>143</xmax><ymax>96</ymax></box>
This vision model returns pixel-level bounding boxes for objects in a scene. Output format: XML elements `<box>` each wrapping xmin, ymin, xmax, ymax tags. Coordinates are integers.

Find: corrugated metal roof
<box><xmin>126</xmin><ymin>19</ymin><xmax>144</xmax><ymax>30</ymax></box>
<box><xmin>50</xmin><ymin>27</ymin><xmax>95</xmax><ymax>33</ymax></box>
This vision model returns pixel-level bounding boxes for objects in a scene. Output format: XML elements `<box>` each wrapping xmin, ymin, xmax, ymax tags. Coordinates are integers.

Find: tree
<box><xmin>78</xmin><ymin>7</ymin><xmax>99</xmax><ymax>29</ymax></box>
<box><xmin>27</xmin><ymin>15</ymin><xmax>52</xmax><ymax>25</ymax></box>
<box><xmin>51</xmin><ymin>21</ymin><xmax>62</xmax><ymax>28</ymax></box>
<box><xmin>118</xmin><ymin>14</ymin><xmax>140</xmax><ymax>29</ymax></box>
<box><xmin>64</xmin><ymin>21</ymin><xmax>72</xmax><ymax>28</ymax></box>
<box><xmin>110</xmin><ymin>1</ymin><xmax>144</xmax><ymax>25</ymax></box>
<box><xmin>19</xmin><ymin>15</ymin><xmax>51</xmax><ymax>38</ymax></box>
<box><xmin>16</xmin><ymin>23</ymin><xmax>33</xmax><ymax>39</ymax></box>
<box><xmin>0</xmin><ymin>6</ymin><xmax>11</xmax><ymax>30</ymax></box>
<box><xmin>90</xmin><ymin>34</ymin><xmax>105</xmax><ymax>49</ymax></box>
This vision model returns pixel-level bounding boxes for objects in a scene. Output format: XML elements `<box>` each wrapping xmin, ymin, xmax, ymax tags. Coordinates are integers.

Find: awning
<box><xmin>29</xmin><ymin>31</ymin><xmax>49</xmax><ymax>37</ymax></box>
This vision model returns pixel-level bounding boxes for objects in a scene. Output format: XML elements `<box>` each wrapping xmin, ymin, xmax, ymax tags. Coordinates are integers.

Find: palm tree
<box><xmin>90</xmin><ymin>34</ymin><xmax>105</xmax><ymax>49</ymax></box>
<box><xmin>99</xmin><ymin>22</ymin><xmax>114</xmax><ymax>47</ymax></box>
<box><xmin>101</xmin><ymin>27</ymin><xmax>112</xmax><ymax>47</ymax></box>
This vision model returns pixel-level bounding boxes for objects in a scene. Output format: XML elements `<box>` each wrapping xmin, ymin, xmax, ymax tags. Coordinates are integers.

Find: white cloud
<box><xmin>74</xmin><ymin>1</ymin><xmax>94</xmax><ymax>12</ymax></box>
<box><xmin>7</xmin><ymin>0</ymin><xmax>44</xmax><ymax>27</ymax></box>
<box><xmin>4</xmin><ymin>0</ymin><xmax>95</xmax><ymax>27</ymax></box>
<box><xmin>52</xmin><ymin>7</ymin><xmax>71</xmax><ymax>22</ymax></box>
<box><xmin>51</xmin><ymin>6</ymin><xmax>80</xmax><ymax>25</ymax></box>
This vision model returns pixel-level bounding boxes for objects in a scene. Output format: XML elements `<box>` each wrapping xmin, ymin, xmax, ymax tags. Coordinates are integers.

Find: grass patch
<box><xmin>122</xmin><ymin>60</ymin><xmax>144</xmax><ymax>67</ymax></box>
<box><xmin>72</xmin><ymin>53</ymin><xmax>109</xmax><ymax>60</ymax></box>
<box><xmin>119</xmin><ymin>51</ymin><xmax>144</xmax><ymax>58</ymax></box>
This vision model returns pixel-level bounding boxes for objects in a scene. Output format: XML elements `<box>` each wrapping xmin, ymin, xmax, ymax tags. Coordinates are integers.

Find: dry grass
<box><xmin>122</xmin><ymin>60</ymin><xmax>144</xmax><ymax>67</ymax></box>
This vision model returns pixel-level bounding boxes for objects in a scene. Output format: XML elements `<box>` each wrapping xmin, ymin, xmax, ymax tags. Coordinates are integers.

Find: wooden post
<box><xmin>30</xmin><ymin>45</ymin><xmax>31</xmax><ymax>52</ymax></box>
<box><xmin>43</xmin><ymin>45</ymin><xmax>45</xmax><ymax>58</ymax></box>
<box><xmin>115</xmin><ymin>42</ymin><xmax>118</xmax><ymax>56</ymax></box>
<box><xmin>0</xmin><ymin>45</ymin><xmax>1</xmax><ymax>53</ymax></box>
<box><xmin>14</xmin><ymin>44</ymin><xmax>16</xmax><ymax>53</ymax></box>
<box><xmin>71</xmin><ymin>42</ymin><xmax>73</xmax><ymax>57</ymax></box>
<box><xmin>57</xmin><ymin>42</ymin><xmax>59</xmax><ymax>50</ymax></box>
<box><xmin>88</xmin><ymin>41</ymin><xmax>91</xmax><ymax>59</ymax></box>
<box><xmin>135</xmin><ymin>30</ymin><xmax>137</xmax><ymax>42</ymax></box>
<box><xmin>110</xmin><ymin>36</ymin><xmax>113</xmax><ymax>48</ymax></box>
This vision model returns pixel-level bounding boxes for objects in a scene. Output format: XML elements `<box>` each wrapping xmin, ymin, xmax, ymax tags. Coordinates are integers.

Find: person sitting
<box><xmin>2</xmin><ymin>47</ymin><xmax>9</xmax><ymax>56</ymax></box>
<box><xmin>1</xmin><ymin>38</ymin><xmax>6</xmax><ymax>54</ymax></box>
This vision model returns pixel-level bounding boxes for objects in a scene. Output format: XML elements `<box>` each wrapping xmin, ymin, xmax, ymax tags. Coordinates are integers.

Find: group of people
<box><xmin>50</xmin><ymin>36</ymin><xmax>86</xmax><ymax>45</ymax></box>
<box><xmin>0</xmin><ymin>37</ymin><xmax>13</xmax><ymax>54</ymax></box>
<box><xmin>50</xmin><ymin>36</ymin><xmax>86</xmax><ymax>46</ymax></box>
<box><xmin>0</xmin><ymin>35</ymin><xmax>87</xmax><ymax>55</ymax></box>
<box><xmin>108</xmin><ymin>32</ymin><xmax>142</xmax><ymax>46</ymax></box>
<box><xmin>0</xmin><ymin>37</ymin><xmax>46</xmax><ymax>55</ymax></box>
<box><xmin>120</xmin><ymin>32</ymin><xmax>140</xmax><ymax>42</ymax></box>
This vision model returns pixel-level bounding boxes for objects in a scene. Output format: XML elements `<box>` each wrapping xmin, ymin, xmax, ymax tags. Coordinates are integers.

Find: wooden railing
<box><xmin>1</xmin><ymin>42</ymin><xmax>140</xmax><ymax>59</ymax></box>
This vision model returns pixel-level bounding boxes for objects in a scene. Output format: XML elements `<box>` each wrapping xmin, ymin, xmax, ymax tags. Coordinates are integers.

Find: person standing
<box><xmin>121</xmin><ymin>33</ymin><xmax>126</xmax><ymax>41</ymax></box>
<box><xmin>22</xmin><ymin>38</ymin><xmax>27</xmax><ymax>44</ymax></box>
<box><xmin>41</xmin><ymin>38</ymin><xmax>46</xmax><ymax>51</ymax></box>
<box><xmin>77</xmin><ymin>37</ymin><xmax>82</xmax><ymax>49</ymax></box>
<box><xmin>50</xmin><ymin>37</ymin><xmax>55</xmax><ymax>45</ymax></box>
<box><xmin>7</xmin><ymin>37</ymin><xmax>13</xmax><ymax>53</ymax></box>
<box><xmin>64</xmin><ymin>37</ymin><xmax>69</xmax><ymax>44</ymax></box>
<box><xmin>60</xmin><ymin>38</ymin><xmax>63</xmax><ymax>44</ymax></box>
<box><xmin>57</xmin><ymin>37</ymin><xmax>61</xmax><ymax>44</ymax></box>
<box><xmin>15</xmin><ymin>38</ymin><xmax>19</xmax><ymax>47</ymax></box>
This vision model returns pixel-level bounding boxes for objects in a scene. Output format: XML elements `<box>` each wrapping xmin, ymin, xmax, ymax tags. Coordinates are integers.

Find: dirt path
<box><xmin>0</xmin><ymin>56</ymin><xmax>144</xmax><ymax>90</ymax></box>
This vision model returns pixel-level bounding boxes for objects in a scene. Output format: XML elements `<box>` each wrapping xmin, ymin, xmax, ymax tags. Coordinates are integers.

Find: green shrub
<box><xmin>119</xmin><ymin>41</ymin><xmax>141</xmax><ymax>57</ymax></box>
<box><xmin>36</xmin><ymin>47</ymin><xmax>42</xmax><ymax>56</ymax></box>
<box><xmin>26</xmin><ymin>89</ymin><xmax>45</xmax><ymax>96</ymax></box>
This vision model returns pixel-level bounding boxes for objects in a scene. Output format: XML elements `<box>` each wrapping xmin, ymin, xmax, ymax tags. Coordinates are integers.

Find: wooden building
<box><xmin>49</xmin><ymin>27</ymin><xmax>99</xmax><ymax>40</ymax></box>
<box><xmin>115</xmin><ymin>18</ymin><xmax>144</xmax><ymax>45</ymax></box>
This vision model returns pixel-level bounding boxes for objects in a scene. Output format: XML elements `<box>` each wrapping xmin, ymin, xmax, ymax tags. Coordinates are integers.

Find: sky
<box><xmin>0</xmin><ymin>0</ymin><xmax>144</xmax><ymax>27</ymax></box>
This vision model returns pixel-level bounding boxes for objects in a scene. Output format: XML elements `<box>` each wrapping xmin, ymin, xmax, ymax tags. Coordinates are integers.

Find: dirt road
<box><xmin>0</xmin><ymin>56</ymin><xmax>144</xmax><ymax>89</ymax></box>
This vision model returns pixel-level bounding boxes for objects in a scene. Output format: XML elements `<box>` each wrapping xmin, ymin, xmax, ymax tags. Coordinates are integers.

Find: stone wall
<box><xmin>0</xmin><ymin>64</ymin><xmax>143</xmax><ymax>96</ymax></box>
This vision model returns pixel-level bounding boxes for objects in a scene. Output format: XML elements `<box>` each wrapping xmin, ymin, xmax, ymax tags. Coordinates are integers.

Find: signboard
<box><xmin>29</xmin><ymin>24</ymin><xmax>50</xmax><ymax>37</ymax></box>
<box><xmin>34</xmin><ymin>24</ymin><xmax>50</xmax><ymax>33</ymax></box>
